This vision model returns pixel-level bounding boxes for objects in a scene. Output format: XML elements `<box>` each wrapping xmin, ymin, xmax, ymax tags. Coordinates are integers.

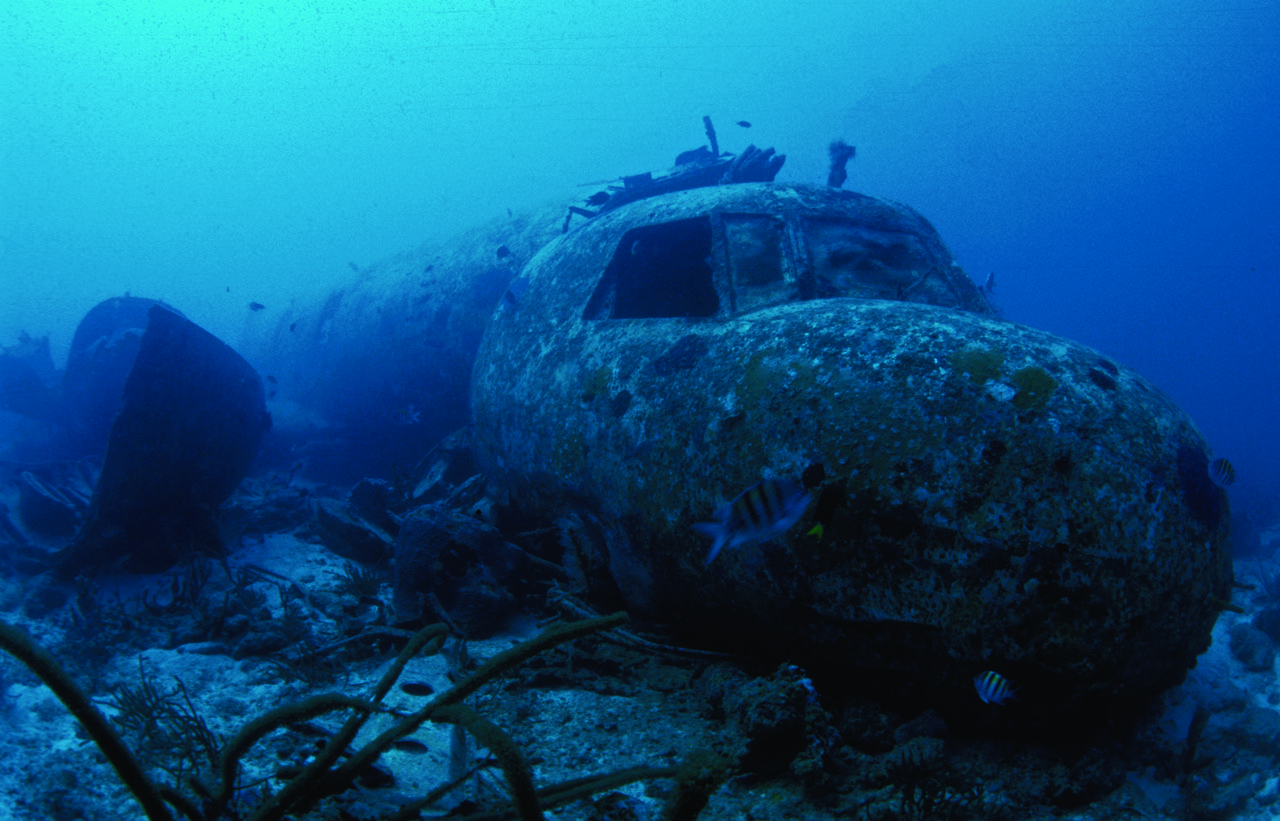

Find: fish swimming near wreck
<box><xmin>694</xmin><ymin>477</ymin><xmax>811</xmax><ymax>565</ymax></box>
<box><xmin>974</xmin><ymin>670</ymin><xmax>1016</xmax><ymax>704</ymax></box>
<box><xmin>1208</xmin><ymin>456</ymin><xmax>1235</xmax><ymax>488</ymax></box>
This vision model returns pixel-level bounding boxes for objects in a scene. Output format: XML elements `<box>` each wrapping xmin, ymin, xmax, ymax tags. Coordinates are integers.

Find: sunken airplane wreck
<box><xmin>241</xmin><ymin>125</ymin><xmax>1230</xmax><ymax>733</ymax></box>
<box><xmin>468</xmin><ymin>181</ymin><xmax>1231</xmax><ymax>733</ymax></box>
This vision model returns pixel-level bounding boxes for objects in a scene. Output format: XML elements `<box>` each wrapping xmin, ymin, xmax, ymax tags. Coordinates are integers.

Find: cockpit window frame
<box><xmin>583</xmin><ymin>210</ymin><xmax>805</xmax><ymax>322</ymax></box>
<box><xmin>581</xmin><ymin>215</ymin><xmax>724</xmax><ymax>321</ymax></box>
<box><xmin>580</xmin><ymin>205</ymin><xmax>973</xmax><ymax>323</ymax></box>
<box><xmin>715</xmin><ymin>211</ymin><xmax>800</xmax><ymax>316</ymax></box>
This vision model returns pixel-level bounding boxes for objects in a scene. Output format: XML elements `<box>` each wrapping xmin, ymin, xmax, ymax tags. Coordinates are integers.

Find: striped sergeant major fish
<box><xmin>1208</xmin><ymin>456</ymin><xmax>1235</xmax><ymax>488</ymax></box>
<box><xmin>974</xmin><ymin>670</ymin><xmax>1016</xmax><ymax>705</ymax></box>
<box><xmin>694</xmin><ymin>477</ymin><xmax>811</xmax><ymax>565</ymax></box>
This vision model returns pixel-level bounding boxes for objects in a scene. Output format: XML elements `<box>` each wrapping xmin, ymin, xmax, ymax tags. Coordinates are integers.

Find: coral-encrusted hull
<box><xmin>472</xmin><ymin>190</ymin><xmax>1230</xmax><ymax>733</ymax></box>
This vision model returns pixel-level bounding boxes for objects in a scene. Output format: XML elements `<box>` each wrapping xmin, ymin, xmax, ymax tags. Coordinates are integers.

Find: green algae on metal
<box><xmin>1010</xmin><ymin>366</ymin><xmax>1058</xmax><ymax>411</ymax></box>
<box><xmin>951</xmin><ymin>348</ymin><xmax>1004</xmax><ymax>385</ymax></box>
<box><xmin>581</xmin><ymin>365</ymin><xmax>613</xmax><ymax>402</ymax></box>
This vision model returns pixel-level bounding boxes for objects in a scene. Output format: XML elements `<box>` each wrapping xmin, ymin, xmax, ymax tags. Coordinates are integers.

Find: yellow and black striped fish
<box><xmin>974</xmin><ymin>670</ymin><xmax>1016</xmax><ymax>705</ymax></box>
<box><xmin>1208</xmin><ymin>456</ymin><xmax>1236</xmax><ymax>488</ymax></box>
<box><xmin>693</xmin><ymin>478</ymin><xmax>811</xmax><ymax>565</ymax></box>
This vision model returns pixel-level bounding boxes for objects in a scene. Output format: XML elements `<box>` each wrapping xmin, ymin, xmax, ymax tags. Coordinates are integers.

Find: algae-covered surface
<box><xmin>474</xmin><ymin>285</ymin><xmax>1232</xmax><ymax>733</ymax></box>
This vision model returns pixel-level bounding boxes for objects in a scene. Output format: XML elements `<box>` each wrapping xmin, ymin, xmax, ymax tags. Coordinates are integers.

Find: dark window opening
<box><xmin>583</xmin><ymin>217</ymin><xmax>718</xmax><ymax>319</ymax></box>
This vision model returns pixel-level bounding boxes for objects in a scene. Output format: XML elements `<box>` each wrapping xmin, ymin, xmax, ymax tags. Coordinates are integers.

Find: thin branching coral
<box><xmin>109</xmin><ymin>659</ymin><xmax>221</xmax><ymax>787</ymax></box>
<box><xmin>0</xmin><ymin>619</ymin><xmax>175</xmax><ymax>821</ymax></box>
<box><xmin>0</xmin><ymin>610</ymin><xmax>716</xmax><ymax>821</ymax></box>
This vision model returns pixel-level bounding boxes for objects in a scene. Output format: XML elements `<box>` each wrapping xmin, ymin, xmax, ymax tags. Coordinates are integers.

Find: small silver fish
<box><xmin>399</xmin><ymin>681</ymin><xmax>435</xmax><ymax>696</ymax></box>
<box><xmin>393</xmin><ymin>404</ymin><xmax>421</xmax><ymax>425</ymax></box>
<box><xmin>693</xmin><ymin>478</ymin><xmax>811</xmax><ymax>565</ymax></box>
<box><xmin>392</xmin><ymin>739</ymin><xmax>429</xmax><ymax>754</ymax></box>
<box><xmin>974</xmin><ymin>670</ymin><xmax>1015</xmax><ymax>705</ymax></box>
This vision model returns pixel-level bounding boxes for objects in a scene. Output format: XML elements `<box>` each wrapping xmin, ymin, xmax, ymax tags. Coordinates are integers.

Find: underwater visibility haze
<box><xmin>0</xmin><ymin>1</ymin><xmax>1279</xmax><ymax>819</ymax></box>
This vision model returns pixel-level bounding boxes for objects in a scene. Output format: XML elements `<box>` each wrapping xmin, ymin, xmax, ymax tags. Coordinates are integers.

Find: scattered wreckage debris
<box><xmin>564</xmin><ymin>115</ymin><xmax>787</xmax><ymax>230</ymax></box>
<box><xmin>57</xmin><ymin>305</ymin><xmax>270</xmax><ymax>575</ymax></box>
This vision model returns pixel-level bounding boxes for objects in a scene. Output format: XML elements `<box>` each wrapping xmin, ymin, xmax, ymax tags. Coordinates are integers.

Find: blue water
<box><xmin>2</xmin><ymin>0</ymin><xmax>1278</xmax><ymax>538</ymax></box>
